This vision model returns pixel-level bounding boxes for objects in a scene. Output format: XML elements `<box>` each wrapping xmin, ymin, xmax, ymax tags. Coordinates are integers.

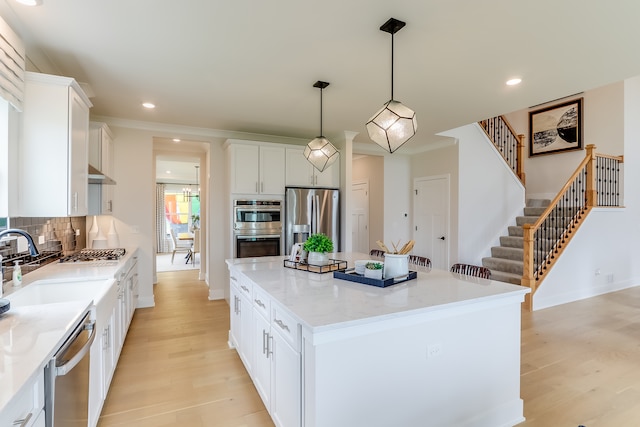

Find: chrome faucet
<box><xmin>0</xmin><ymin>229</ymin><xmax>40</xmax><ymax>257</ymax></box>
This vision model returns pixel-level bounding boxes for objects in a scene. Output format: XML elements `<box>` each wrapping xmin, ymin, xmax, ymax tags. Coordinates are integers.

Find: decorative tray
<box><xmin>284</xmin><ymin>259</ymin><xmax>348</xmax><ymax>274</ymax></box>
<box><xmin>333</xmin><ymin>269</ymin><xmax>417</xmax><ymax>288</ymax></box>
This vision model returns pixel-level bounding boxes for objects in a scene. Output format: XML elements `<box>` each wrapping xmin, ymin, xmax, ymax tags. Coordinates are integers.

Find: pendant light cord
<box><xmin>319</xmin><ymin>87</ymin><xmax>324</xmax><ymax>137</ymax></box>
<box><xmin>391</xmin><ymin>32</ymin><xmax>394</xmax><ymax>101</ymax></box>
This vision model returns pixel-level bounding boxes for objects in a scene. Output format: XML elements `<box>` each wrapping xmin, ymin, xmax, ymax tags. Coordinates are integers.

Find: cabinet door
<box><xmin>103</xmin><ymin>309</ymin><xmax>116</xmax><ymax>394</ymax></box>
<box><xmin>252</xmin><ymin>311</ymin><xmax>271</xmax><ymax>410</ymax></box>
<box><xmin>271</xmin><ymin>330</ymin><xmax>301</xmax><ymax>427</ymax></box>
<box><xmin>314</xmin><ymin>159</ymin><xmax>340</xmax><ymax>188</ymax></box>
<box><xmin>88</xmin><ymin>331</ymin><xmax>104</xmax><ymax>427</ymax></box>
<box><xmin>285</xmin><ymin>147</ymin><xmax>313</xmax><ymax>187</ymax></box>
<box><xmin>238</xmin><ymin>292</ymin><xmax>254</xmax><ymax>375</ymax></box>
<box><xmin>229</xmin><ymin>282</ymin><xmax>241</xmax><ymax>349</ymax></box>
<box><xmin>231</xmin><ymin>145</ymin><xmax>260</xmax><ymax>194</ymax></box>
<box><xmin>259</xmin><ymin>146</ymin><xmax>285</xmax><ymax>194</ymax></box>
<box><xmin>68</xmin><ymin>86</ymin><xmax>89</xmax><ymax>216</ymax></box>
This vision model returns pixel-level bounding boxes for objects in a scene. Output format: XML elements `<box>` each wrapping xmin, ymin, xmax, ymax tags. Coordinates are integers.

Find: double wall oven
<box><xmin>233</xmin><ymin>200</ymin><xmax>283</xmax><ymax>258</ymax></box>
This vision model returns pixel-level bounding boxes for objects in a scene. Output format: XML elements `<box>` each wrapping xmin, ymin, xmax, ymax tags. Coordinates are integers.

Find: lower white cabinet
<box><xmin>252</xmin><ymin>297</ymin><xmax>301</xmax><ymax>427</ymax></box>
<box><xmin>0</xmin><ymin>370</ymin><xmax>45</xmax><ymax>427</ymax></box>
<box><xmin>229</xmin><ymin>273</ymin><xmax>254</xmax><ymax>375</ymax></box>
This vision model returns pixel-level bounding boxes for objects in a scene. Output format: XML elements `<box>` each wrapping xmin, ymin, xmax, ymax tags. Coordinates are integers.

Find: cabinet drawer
<box><xmin>237</xmin><ymin>275</ymin><xmax>253</xmax><ymax>299</ymax></box>
<box><xmin>0</xmin><ymin>370</ymin><xmax>44</xmax><ymax>427</ymax></box>
<box><xmin>272</xmin><ymin>304</ymin><xmax>300</xmax><ymax>351</ymax></box>
<box><xmin>253</xmin><ymin>286</ymin><xmax>271</xmax><ymax>321</ymax></box>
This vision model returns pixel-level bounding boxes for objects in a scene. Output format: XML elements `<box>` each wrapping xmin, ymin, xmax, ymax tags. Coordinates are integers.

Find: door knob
<box><xmin>439</xmin><ymin>236</ymin><xmax>445</xmax><ymax>241</ymax></box>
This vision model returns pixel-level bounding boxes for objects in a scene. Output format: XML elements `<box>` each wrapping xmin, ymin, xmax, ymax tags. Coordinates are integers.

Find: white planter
<box><xmin>307</xmin><ymin>251</ymin><xmax>329</xmax><ymax>266</ymax></box>
<box><xmin>364</xmin><ymin>268</ymin><xmax>383</xmax><ymax>280</ymax></box>
<box><xmin>383</xmin><ymin>253</ymin><xmax>409</xmax><ymax>279</ymax></box>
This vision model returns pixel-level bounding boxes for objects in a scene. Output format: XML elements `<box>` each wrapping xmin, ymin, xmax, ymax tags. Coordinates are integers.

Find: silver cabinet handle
<box><xmin>240</xmin><ymin>285</ymin><xmax>249</xmax><ymax>293</ymax></box>
<box><xmin>274</xmin><ymin>318</ymin><xmax>290</xmax><ymax>332</ymax></box>
<box><xmin>230</xmin><ymin>276</ymin><xmax>237</xmax><ymax>282</ymax></box>
<box><xmin>262</xmin><ymin>330</ymin><xmax>268</xmax><ymax>355</ymax></box>
<box><xmin>261</xmin><ymin>182</ymin><xmax>264</xmax><ymax>193</ymax></box>
<box><xmin>267</xmin><ymin>333</ymin><xmax>273</xmax><ymax>358</ymax></box>
<box><xmin>13</xmin><ymin>412</ymin><xmax>32</xmax><ymax>426</ymax></box>
<box><xmin>255</xmin><ymin>182</ymin><xmax>258</xmax><ymax>193</ymax></box>
<box><xmin>255</xmin><ymin>298</ymin><xmax>265</xmax><ymax>309</ymax></box>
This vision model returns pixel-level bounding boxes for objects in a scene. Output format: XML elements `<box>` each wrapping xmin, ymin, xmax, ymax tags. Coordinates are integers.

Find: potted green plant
<box><xmin>364</xmin><ymin>262</ymin><xmax>383</xmax><ymax>279</ymax></box>
<box><xmin>303</xmin><ymin>233</ymin><xmax>334</xmax><ymax>266</ymax></box>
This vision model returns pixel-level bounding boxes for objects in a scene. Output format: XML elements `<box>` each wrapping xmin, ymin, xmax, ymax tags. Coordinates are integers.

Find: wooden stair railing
<box><xmin>521</xmin><ymin>144</ymin><xmax>624</xmax><ymax>310</ymax></box>
<box><xmin>479</xmin><ymin>116</ymin><xmax>526</xmax><ymax>185</ymax></box>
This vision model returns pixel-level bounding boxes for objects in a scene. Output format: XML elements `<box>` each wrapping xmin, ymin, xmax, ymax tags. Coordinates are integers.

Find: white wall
<box><xmin>528</xmin><ymin>78</ymin><xmax>640</xmax><ymax>310</ymax></box>
<box><xmin>504</xmin><ymin>81</ymin><xmax>624</xmax><ymax>199</ymax></box>
<box><xmin>106</xmin><ymin>125</ymin><xmax>229</xmax><ymax>307</ymax></box>
<box><xmin>383</xmin><ymin>154</ymin><xmax>412</xmax><ymax>247</ymax></box>
<box><xmin>440</xmin><ymin>124</ymin><xmax>525</xmax><ymax>266</ymax></box>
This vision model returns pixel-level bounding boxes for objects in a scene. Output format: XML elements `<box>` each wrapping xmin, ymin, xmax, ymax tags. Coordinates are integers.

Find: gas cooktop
<box><xmin>59</xmin><ymin>248</ymin><xmax>126</xmax><ymax>263</ymax></box>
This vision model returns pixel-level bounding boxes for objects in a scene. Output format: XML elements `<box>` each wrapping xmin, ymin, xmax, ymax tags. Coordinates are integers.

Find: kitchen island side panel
<box><xmin>303</xmin><ymin>297</ymin><xmax>525</xmax><ymax>427</ymax></box>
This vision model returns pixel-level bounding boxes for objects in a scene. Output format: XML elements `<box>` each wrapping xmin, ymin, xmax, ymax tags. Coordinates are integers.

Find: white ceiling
<box><xmin>1</xmin><ymin>1</ymin><xmax>640</xmax><ymax>151</ymax></box>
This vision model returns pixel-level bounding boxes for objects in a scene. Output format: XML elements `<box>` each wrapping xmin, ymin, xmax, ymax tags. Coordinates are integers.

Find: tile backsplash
<box><xmin>1</xmin><ymin>216</ymin><xmax>87</xmax><ymax>283</ymax></box>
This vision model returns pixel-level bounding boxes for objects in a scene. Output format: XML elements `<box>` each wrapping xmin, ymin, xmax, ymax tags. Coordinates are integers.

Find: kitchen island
<box><xmin>226</xmin><ymin>253</ymin><xmax>530</xmax><ymax>427</ymax></box>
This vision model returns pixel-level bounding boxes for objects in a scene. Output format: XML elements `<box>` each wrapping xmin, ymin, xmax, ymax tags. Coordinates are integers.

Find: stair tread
<box><xmin>489</xmin><ymin>270</ymin><xmax>523</xmax><ymax>285</ymax></box>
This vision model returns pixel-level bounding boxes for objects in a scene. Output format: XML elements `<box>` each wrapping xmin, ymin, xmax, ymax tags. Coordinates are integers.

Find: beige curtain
<box><xmin>156</xmin><ymin>183</ymin><xmax>167</xmax><ymax>253</ymax></box>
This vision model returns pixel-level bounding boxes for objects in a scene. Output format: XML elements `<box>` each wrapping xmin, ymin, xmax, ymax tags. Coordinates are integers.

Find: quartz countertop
<box><xmin>0</xmin><ymin>247</ymin><xmax>137</xmax><ymax>415</ymax></box>
<box><xmin>227</xmin><ymin>252</ymin><xmax>530</xmax><ymax>332</ymax></box>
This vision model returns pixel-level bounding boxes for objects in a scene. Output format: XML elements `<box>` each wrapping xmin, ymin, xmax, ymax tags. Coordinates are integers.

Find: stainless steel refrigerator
<box><xmin>285</xmin><ymin>187</ymin><xmax>340</xmax><ymax>255</ymax></box>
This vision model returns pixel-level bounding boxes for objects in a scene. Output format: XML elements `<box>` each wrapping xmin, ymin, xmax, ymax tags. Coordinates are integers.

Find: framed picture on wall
<box><xmin>529</xmin><ymin>98</ymin><xmax>583</xmax><ymax>156</ymax></box>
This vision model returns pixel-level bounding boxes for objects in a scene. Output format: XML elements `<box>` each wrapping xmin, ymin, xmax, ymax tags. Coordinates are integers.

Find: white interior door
<box><xmin>351</xmin><ymin>181</ymin><xmax>369</xmax><ymax>255</ymax></box>
<box><xmin>413</xmin><ymin>176</ymin><xmax>449</xmax><ymax>270</ymax></box>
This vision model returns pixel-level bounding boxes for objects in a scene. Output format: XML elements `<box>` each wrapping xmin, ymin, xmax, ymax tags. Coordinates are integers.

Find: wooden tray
<box><xmin>284</xmin><ymin>259</ymin><xmax>348</xmax><ymax>274</ymax></box>
<box><xmin>333</xmin><ymin>269</ymin><xmax>417</xmax><ymax>288</ymax></box>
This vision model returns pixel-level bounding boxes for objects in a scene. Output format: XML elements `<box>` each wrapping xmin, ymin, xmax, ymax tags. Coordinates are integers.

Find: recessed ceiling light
<box><xmin>142</xmin><ymin>102</ymin><xmax>155</xmax><ymax>109</ymax></box>
<box><xmin>506</xmin><ymin>78</ymin><xmax>522</xmax><ymax>86</ymax></box>
<box><xmin>172</xmin><ymin>138</ymin><xmax>181</xmax><ymax>142</ymax></box>
<box><xmin>15</xmin><ymin>0</ymin><xmax>42</xmax><ymax>6</ymax></box>
<box><xmin>166</xmin><ymin>170</ymin><xmax>172</xmax><ymax>174</ymax></box>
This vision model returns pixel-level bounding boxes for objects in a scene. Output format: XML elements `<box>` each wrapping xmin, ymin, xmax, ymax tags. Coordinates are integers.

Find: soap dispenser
<box><xmin>12</xmin><ymin>260</ymin><xmax>22</xmax><ymax>287</ymax></box>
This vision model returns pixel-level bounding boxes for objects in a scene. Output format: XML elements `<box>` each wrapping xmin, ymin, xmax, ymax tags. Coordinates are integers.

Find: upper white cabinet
<box><xmin>88</xmin><ymin>122</ymin><xmax>115</xmax><ymax>215</ymax></box>
<box><xmin>20</xmin><ymin>72</ymin><xmax>92</xmax><ymax>217</ymax></box>
<box><xmin>0</xmin><ymin>100</ymin><xmax>20</xmax><ymax>217</ymax></box>
<box><xmin>227</xmin><ymin>142</ymin><xmax>285</xmax><ymax>195</ymax></box>
<box><xmin>285</xmin><ymin>147</ymin><xmax>340</xmax><ymax>188</ymax></box>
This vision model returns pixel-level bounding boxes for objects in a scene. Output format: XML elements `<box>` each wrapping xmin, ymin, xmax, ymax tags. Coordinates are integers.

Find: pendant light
<box><xmin>304</xmin><ymin>81</ymin><xmax>339</xmax><ymax>172</ymax></box>
<box><xmin>366</xmin><ymin>18</ymin><xmax>417</xmax><ymax>153</ymax></box>
<box><xmin>183</xmin><ymin>165</ymin><xmax>200</xmax><ymax>201</ymax></box>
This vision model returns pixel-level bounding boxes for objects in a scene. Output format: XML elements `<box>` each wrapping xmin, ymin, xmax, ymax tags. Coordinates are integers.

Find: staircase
<box><xmin>482</xmin><ymin>199</ymin><xmax>550</xmax><ymax>285</ymax></box>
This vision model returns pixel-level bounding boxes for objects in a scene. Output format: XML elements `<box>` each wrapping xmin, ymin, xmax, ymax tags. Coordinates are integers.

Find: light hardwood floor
<box><xmin>98</xmin><ymin>270</ymin><xmax>640</xmax><ymax>426</ymax></box>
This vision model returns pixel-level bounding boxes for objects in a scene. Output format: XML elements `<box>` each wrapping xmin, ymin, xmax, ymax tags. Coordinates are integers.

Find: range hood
<box><xmin>88</xmin><ymin>164</ymin><xmax>116</xmax><ymax>185</ymax></box>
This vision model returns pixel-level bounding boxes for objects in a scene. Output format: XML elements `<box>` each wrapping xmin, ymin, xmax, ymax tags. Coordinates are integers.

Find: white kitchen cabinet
<box><xmin>285</xmin><ymin>147</ymin><xmax>340</xmax><ymax>188</ymax></box>
<box><xmin>0</xmin><ymin>369</ymin><xmax>45</xmax><ymax>427</ymax></box>
<box><xmin>229</xmin><ymin>272</ymin><xmax>254</xmax><ymax>375</ymax></box>
<box><xmin>88</xmin><ymin>122</ymin><xmax>115</xmax><ymax>215</ymax></box>
<box><xmin>0</xmin><ymin>99</ymin><xmax>20</xmax><ymax>217</ymax></box>
<box><xmin>227</xmin><ymin>142</ymin><xmax>285</xmax><ymax>195</ymax></box>
<box><xmin>252</xmin><ymin>296</ymin><xmax>301</xmax><ymax>427</ymax></box>
<box><xmin>20</xmin><ymin>72</ymin><xmax>92</xmax><ymax>217</ymax></box>
<box><xmin>89</xmin><ymin>278</ymin><xmax>117</xmax><ymax>427</ymax></box>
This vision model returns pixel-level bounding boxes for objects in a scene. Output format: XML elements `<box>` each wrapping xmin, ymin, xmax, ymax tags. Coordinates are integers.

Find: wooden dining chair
<box><xmin>370</xmin><ymin>249</ymin><xmax>385</xmax><ymax>257</ymax></box>
<box><xmin>408</xmin><ymin>255</ymin><xmax>431</xmax><ymax>268</ymax></box>
<box><xmin>450</xmin><ymin>263</ymin><xmax>491</xmax><ymax>279</ymax></box>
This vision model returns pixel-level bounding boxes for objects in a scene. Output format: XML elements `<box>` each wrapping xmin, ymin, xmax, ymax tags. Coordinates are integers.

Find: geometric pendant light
<box><xmin>304</xmin><ymin>81</ymin><xmax>339</xmax><ymax>172</ymax></box>
<box><xmin>183</xmin><ymin>165</ymin><xmax>200</xmax><ymax>201</ymax></box>
<box><xmin>366</xmin><ymin>18</ymin><xmax>418</xmax><ymax>153</ymax></box>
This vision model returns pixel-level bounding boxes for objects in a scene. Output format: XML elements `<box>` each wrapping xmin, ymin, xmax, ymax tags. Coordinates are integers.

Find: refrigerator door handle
<box><xmin>314</xmin><ymin>195</ymin><xmax>320</xmax><ymax>234</ymax></box>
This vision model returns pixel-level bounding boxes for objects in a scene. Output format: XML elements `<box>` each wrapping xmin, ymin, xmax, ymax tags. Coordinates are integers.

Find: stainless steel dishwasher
<box><xmin>44</xmin><ymin>309</ymin><xmax>96</xmax><ymax>427</ymax></box>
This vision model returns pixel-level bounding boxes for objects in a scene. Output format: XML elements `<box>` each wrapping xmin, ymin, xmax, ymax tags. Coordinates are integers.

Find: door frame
<box><xmin>412</xmin><ymin>174</ymin><xmax>450</xmax><ymax>270</ymax></box>
<box><xmin>351</xmin><ymin>179</ymin><xmax>370</xmax><ymax>255</ymax></box>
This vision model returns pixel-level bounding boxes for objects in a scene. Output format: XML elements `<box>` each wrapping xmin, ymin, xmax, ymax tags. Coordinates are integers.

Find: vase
<box><xmin>383</xmin><ymin>253</ymin><xmax>409</xmax><ymax>279</ymax></box>
<box><xmin>88</xmin><ymin>216</ymin><xmax>99</xmax><ymax>247</ymax></box>
<box><xmin>307</xmin><ymin>251</ymin><xmax>329</xmax><ymax>266</ymax></box>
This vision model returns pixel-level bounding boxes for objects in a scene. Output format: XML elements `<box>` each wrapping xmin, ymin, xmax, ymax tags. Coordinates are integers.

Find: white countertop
<box><xmin>0</xmin><ymin>247</ymin><xmax>137</xmax><ymax>415</ymax></box>
<box><xmin>227</xmin><ymin>253</ymin><xmax>530</xmax><ymax>332</ymax></box>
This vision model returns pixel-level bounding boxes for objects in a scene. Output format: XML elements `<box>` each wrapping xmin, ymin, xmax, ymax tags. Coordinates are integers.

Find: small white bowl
<box><xmin>355</xmin><ymin>260</ymin><xmax>382</xmax><ymax>275</ymax></box>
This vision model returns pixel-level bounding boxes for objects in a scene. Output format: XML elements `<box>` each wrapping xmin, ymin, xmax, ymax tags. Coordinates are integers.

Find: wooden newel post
<box><xmin>585</xmin><ymin>144</ymin><xmax>597</xmax><ymax>208</ymax></box>
<box><xmin>517</xmin><ymin>134</ymin><xmax>525</xmax><ymax>184</ymax></box>
<box><xmin>522</xmin><ymin>223</ymin><xmax>536</xmax><ymax>310</ymax></box>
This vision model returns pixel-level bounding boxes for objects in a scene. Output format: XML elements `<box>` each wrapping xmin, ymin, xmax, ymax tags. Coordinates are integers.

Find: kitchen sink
<box><xmin>6</xmin><ymin>279</ymin><xmax>113</xmax><ymax>307</ymax></box>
